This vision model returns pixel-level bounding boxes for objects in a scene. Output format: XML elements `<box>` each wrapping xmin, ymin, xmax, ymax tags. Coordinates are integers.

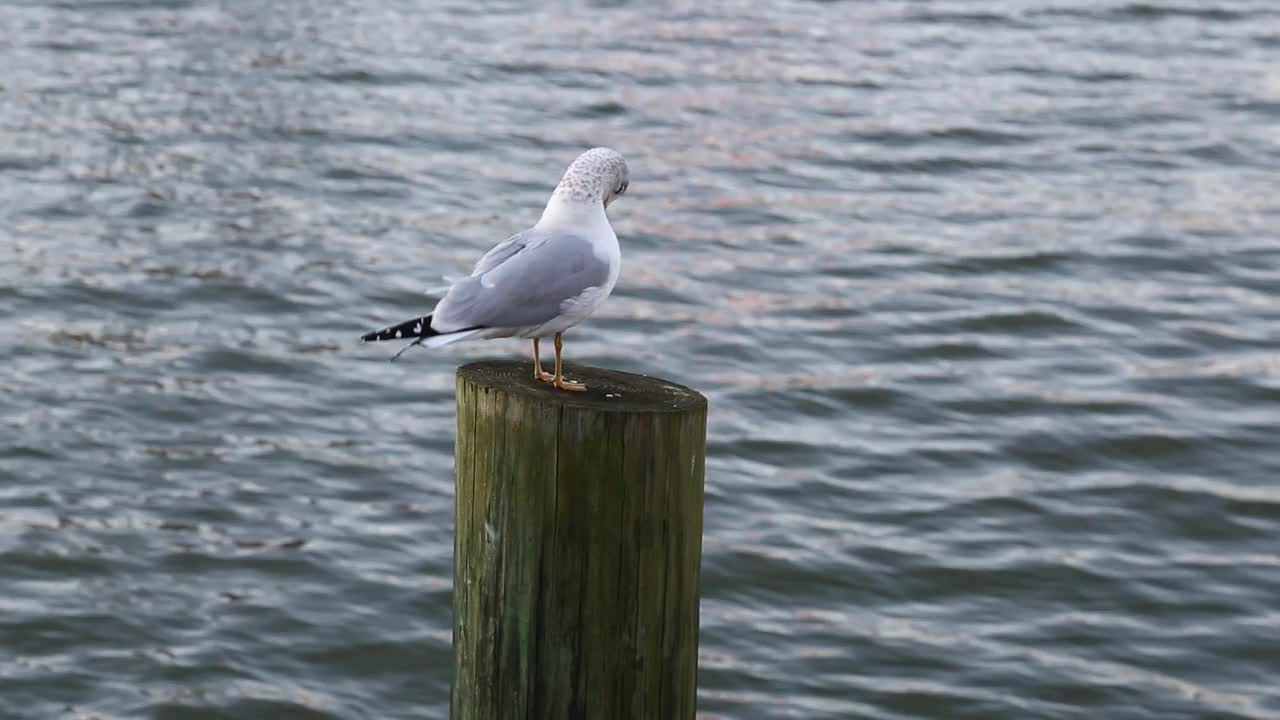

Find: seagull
<box><xmin>361</xmin><ymin>147</ymin><xmax>630</xmax><ymax>392</ymax></box>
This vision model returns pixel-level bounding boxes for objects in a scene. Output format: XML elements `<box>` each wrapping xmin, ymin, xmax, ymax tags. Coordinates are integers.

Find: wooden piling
<box><xmin>452</xmin><ymin>359</ymin><xmax>707</xmax><ymax>720</ymax></box>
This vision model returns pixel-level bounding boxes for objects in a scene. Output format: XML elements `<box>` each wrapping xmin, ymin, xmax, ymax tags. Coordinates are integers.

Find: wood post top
<box><xmin>457</xmin><ymin>360</ymin><xmax>707</xmax><ymax>415</ymax></box>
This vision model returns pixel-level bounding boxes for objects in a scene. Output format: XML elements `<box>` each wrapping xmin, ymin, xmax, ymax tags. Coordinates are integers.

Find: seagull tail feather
<box><xmin>419</xmin><ymin>328</ymin><xmax>487</xmax><ymax>349</ymax></box>
<box><xmin>361</xmin><ymin>316</ymin><xmax>487</xmax><ymax>357</ymax></box>
<box><xmin>361</xmin><ymin>314</ymin><xmax>436</xmax><ymax>343</ymax></box>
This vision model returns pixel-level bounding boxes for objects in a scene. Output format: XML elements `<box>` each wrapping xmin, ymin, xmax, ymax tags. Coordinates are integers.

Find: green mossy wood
<box><xmin>452</xmin><ymin>360</ymin><xmax>707</xmax><ymax>720</ymax></box>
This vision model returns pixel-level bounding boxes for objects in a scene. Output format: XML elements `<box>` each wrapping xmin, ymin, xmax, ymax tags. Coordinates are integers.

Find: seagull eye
<box><xmin>616</xmin><ymin>182</ymin><xmax>627</xmax><ymax>194</ymax></box>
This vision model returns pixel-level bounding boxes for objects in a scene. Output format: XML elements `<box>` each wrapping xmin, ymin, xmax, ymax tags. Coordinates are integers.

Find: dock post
<box><xmin>452</xmin><ymin>360</ymin><xmax>707</xmax><ymax>719</ymax></box>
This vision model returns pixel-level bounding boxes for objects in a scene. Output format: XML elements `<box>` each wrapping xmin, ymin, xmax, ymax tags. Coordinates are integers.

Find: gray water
<box><xmin>3</xmin><ymin>0</ymin><xmax>1279</xmax><ymax>718</ymax></box>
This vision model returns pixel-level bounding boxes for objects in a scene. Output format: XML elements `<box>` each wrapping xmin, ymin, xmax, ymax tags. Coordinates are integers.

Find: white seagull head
<box><xmin>551</xmin><ymin>147</ymin><xmax>630</xmax><ymax>209</ymax></box>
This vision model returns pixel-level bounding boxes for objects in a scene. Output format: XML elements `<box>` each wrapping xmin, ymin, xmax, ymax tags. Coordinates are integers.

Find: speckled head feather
<box><xmin>551</xmin><ymin>147</ymin><xmax>630</xmax><ymax>207</ymax></box>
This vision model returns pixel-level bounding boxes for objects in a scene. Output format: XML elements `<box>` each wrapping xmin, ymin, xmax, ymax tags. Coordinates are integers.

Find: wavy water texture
<box><xmin>2</xmin><ymin>0</ymin><xmax>1280</xmax><ymax>718</ymax></box>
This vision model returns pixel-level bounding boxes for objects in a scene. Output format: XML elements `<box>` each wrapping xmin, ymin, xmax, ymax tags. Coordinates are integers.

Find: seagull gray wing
<box><xmin>424</xmin><ymin>232</ymin><xmax>534</xmax><ymax>297</ymax></box>
<box><xmin>469</xmin><ymin>228</ymin><xmax>552</xmax><ymax>276</ymax></box>
<box><xmin>431</xmin><ymin>232</ymin><xmax>610</xmax><ymax>332</ymax></box>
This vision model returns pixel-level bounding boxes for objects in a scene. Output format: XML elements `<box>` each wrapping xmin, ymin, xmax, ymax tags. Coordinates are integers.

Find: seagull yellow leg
<box><xmin>532</xmin><ymin>338</ymin><xmax>554</xmax><ymax>382</ymax></box>
<box><xmin>553</xmin><ymin>332</ymin><xmax>586</xmax><ymax>392</ymax></box>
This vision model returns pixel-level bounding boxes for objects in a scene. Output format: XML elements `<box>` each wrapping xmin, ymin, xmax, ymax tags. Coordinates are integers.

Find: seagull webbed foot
<box><xmin>554</xmin><ymin>377</ymin><xmax>587</xmax><ymax>392</ymax></box>
<box><xmin>532</xmin><ymin>338</ymin><xmax>556</xmax><ymax>382</ymax></box>
<box><xmin>550</xmin><ymin>332</ymin><xmax>587</xmax><ymax>391</ymax></box>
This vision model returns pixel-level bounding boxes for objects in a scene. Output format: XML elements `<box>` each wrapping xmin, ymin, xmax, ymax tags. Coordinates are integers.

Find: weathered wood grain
<box><xmin>452</xmin><ymin>360</ymin><xmax>707</xmax><ymax>720</ymax></box>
